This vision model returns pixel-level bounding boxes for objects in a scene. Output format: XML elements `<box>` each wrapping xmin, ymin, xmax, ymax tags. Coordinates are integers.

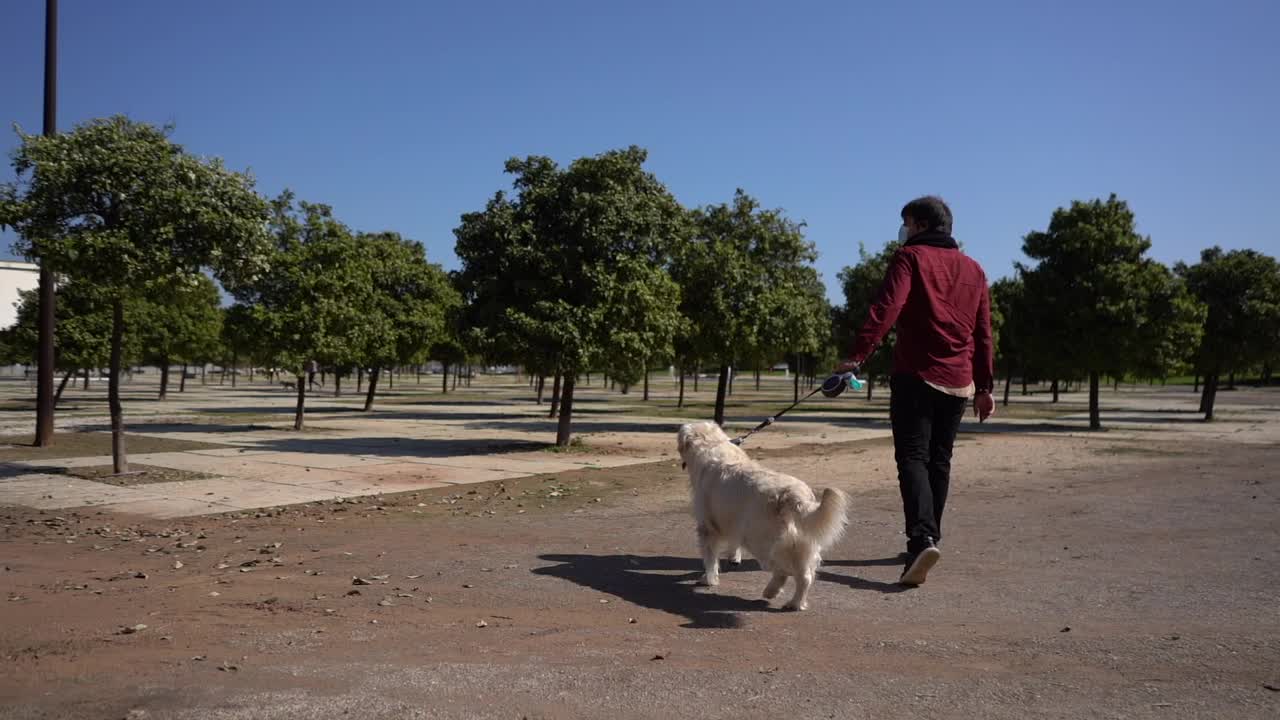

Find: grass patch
<box><xmin>0</xmin><ymin>432</ymin><xmax>232</xmax><ymax>462</ymax></box>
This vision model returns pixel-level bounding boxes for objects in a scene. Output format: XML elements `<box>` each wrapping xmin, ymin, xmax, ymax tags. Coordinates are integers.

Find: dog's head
<box><xmin>676</xmin><ymin>421</ymin><xmax>731</xmax><ymax>469</ymax></box>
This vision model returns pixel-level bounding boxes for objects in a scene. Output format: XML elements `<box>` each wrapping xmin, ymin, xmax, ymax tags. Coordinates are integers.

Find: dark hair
<box><xmin>901</xmin><ymin>196</ymin><xmax>953</xmax><ymax>235</ymax></box>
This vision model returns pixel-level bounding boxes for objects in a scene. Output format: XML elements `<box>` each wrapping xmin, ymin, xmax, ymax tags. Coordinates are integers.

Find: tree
<box><xmin>673</xmin><ymin>191</ymin><xmax>815</xmax><ymax>425</ymax></box>
<box><xmin>2</xmin><ymin>280</ymin><xmax>121</xmax><ymax>401</ymax></box>
<box><xmin>134</xmin><ymin>275</ymin><xmax>223</xmax><ymax>400</ymax></box>
<box><xmin>1178</xmin><ymin>248</ymin><xmax>1280</xmax><ymax>420</ymax></box>
<box><xmin>232</xmin><ymin>194</ymin><xmax>376</xmax><ymax>430</ymax></box>
<box><xmin>456</xmin><ymin>146</ymin><xmax>687</xmax><ymax>445</ymax></box>
<box><xmin>429</xmin><ymin>290</ymin><xmax>470</xmax><ymax>395</ymax></box>
<box><xmin>355</xmin><ymin>231</ymin><xmax>459</xmax><ymax>412</ymax></box>
<box><xmin>0</xmin><ymin>116</ymin><xmax>269</xmax><ymax>471</ymax></box>
<box><xmin>765</xmin><ymin>267</ymin><xmax>830</xmax><ymax>403</ymax></box>
<box><xmin>220</xmin><ymin>304</ymin><xmax>261</xmax><ymax>388</ymax></box>
<box><xmin>1017</xmin><ymin>195</ymin><xmax>1184</xmax><ymax>429</ymax></box>
<box><xmin>989</xmin><ymin>277</ymin><xmax>1026</xmax><ymax>406</ymax></box>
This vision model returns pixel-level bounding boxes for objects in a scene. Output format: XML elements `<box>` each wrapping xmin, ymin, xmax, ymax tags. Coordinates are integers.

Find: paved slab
<box><xmin>0</xmin><ymin>475</ymin><xmax>161</xmax><ymax>509</ymax></box>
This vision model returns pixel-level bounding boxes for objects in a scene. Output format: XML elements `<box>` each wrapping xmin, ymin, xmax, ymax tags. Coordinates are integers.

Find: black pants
<box><xmin>890</xmin><ymin>374</ymin><xmax>967</xmax><ymax>554</ymax></box>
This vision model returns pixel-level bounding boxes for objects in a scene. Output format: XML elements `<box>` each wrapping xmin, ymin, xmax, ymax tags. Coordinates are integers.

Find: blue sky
<box><xmin>3</xmin><ymin>0</ymin><xmax>1277</xmax><ymax>301</ymax></box>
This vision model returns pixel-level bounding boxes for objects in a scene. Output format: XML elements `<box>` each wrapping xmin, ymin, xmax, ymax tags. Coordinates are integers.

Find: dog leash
<box><xmin>730</xmin><ymin>372</ymin><xmax>866</xmax><ymax>446</ymax></box>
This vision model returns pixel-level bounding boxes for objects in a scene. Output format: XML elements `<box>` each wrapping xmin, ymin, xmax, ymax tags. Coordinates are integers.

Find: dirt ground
<box><xmin>1</xmin><ymin>430</ymin><xmax>1278</xmax><ymax>719</ymax></box>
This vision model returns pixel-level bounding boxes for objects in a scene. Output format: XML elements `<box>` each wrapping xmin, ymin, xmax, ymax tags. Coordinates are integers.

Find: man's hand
<box><xmin>974</xmin><ymin>391</ymin><xmax>995</xmax><ymax>423</ymax></box>
<box><xmin>833</xmin><ymin>359</ymin><xmax>860</xmax><ymax>375</ymax></box>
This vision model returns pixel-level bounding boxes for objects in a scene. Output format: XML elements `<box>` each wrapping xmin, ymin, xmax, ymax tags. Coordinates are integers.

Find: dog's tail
<box><xmin>796</xmin><ymin>487</ymin><xmax>850</xmax><ymax>548</ymax></box>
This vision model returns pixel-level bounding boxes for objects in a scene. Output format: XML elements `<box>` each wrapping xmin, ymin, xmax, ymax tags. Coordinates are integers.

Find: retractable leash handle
<box><xmin>820</xmin><ymin>371</ymin><xmax>865</xmax><ymax>398</ymax></box>
<box><xmin>730</xmin><ymin>371</ymin><xmax>865</xmax><ymax>446</ymax></box>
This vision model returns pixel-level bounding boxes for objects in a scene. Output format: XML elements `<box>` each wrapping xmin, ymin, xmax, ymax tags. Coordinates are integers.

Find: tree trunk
<box><xmin>201</xmin><ymin>365</ymin><xmax>207</xmax><ymax>385</ymax></box>
<box><xmin>1194</xmin><ymin>373</ymin><xmax>1200</xmax><ymax>393</ymax></box>
<box><xmin>159</xmin><ymin>360</ymin><xmax>170</xmax><ymax>400</ymax></box>
<box><xmin>334</xmin><ymin>371</ymin><xmax>342</xmax><ymax>398</ymax></box>
<box><xmin>555</xmin><ymin>375</ymin><xmax>576</xmax><ymax>447</ymax></box>
<box><xmin>1203</xmin><ymin>370</ymin><xmax>1220</xmax><ymax>421</ymax></box>
<box><xmin>754</xmin><ymin>367</ymin><xmax>761</xmax><ymax>391</ymax></box>
<box><xmin>1051</xmin><ymin>379</ymin><xmax>1060</xmax><ymax>403</ymax></box>
<box><xmin>678</xmin><ymin>366</ymin><xmax>686</xmax><ymax>409</ymax></box>
<box><xmin>82</xmin><ymin>367</ymin><xmax>89</xmax><ymax>390</ymax></box>
<box><xmin>643</xmin><ymin>363</ymin><xmax>650</xmax><ymax>401</ymax></box>
<box><xmin>293</xmin><ymin>373</ymin><xmax>306</xmax><ymax>431</ymax></box>
<box><xmin>1113</xmin><ymin>376</ymin><xmax>1119</xmax><ymax>392</ymax></box>
<box><xmin>547</xmin><ymin>368</ymin><xmax>563</xmax><ymax>415</ymax></box>
<box><xmin>866</xmin><ymin>378</ymin><xmax>875</xmax><ymax>401</ymax></box>
<box><xmin>364</xmin><ymin>368</ymin><xmax>380</xmax><ymax>412</ymax></box>
<box><xmin>109</xmin><ymin>300</ymin><xmax>128</xmax><ymax>474</ymax></box>
<box><xmin>536</xmin><ymin>375</ymin><xmax>545</xmax><ymax>404</ymax></box>
<box><xmin>179</xmin><ymin>364</ymin><xmax>188</xmax><ymax>393</ymax></box>
<box><xmin>1088</xmin><ymin>371</ymin><xmax>1101</xmax><ymax>431</ymax></box>
<box><xmin>442</xmin><ymin>362</ymin><xmax>450</xmax><ymax>393</ymax></box>
<box><xmin>793</xmin><ymin>355</ymin><xmax>800</xmax><ymax>403</ymax></box>
<box><xmin>1021</xmin><ymin>375</ymin><xmax>1028</xmax><ymax>396</ymax></box>
<box><xmin>1227</xmin><ymin>370</ymin><xmax>1235</xmax><ymax>390</ymax></box>
<box><xmin>55</xmin><ymin>370</ymin><xmax>73</xmax><ymax>405</ymax></box>
<box><xmin>388</xmin><ymin>368</ymin><xmax>393</xmax><ymax>390</ymax></box>
<box><xmin>1003</xmin><ymin>359</ymin><xmax>1014</xmax><ymax>406</ymax></box>
<box><xmin>693</xmin><ymin>368</ymin><xmax>699</xmax><ymax>393</ymax></box>
<box><xmin>416</xmin><ymin>366</ymin><xmax>421</xmax><ymax>384</ymax></box>
<box><xmin>453</xmin><ymin>364</ymin><xmax>460</xmax><ymax>390</ymax></box>
<box><xmin>713</xmin><ymin>364</ymin><xmax>730</xmax><ymax>427</ymax></box>
<box><xmin>357</xmin><ymin>367</ymin><xmax>364</xmax><ymax>393</ymax></box>
<box><xmin>549</xmin><ymin>372</ymin><xmax>562</xmax><ymax>418</ymax></box>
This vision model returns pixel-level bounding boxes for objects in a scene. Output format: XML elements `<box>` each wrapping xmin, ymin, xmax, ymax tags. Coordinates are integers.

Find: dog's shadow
<box><xmin>533</xmin><ymin>554</ymin><xmax>906</xmax><ymax>630</ymax></box>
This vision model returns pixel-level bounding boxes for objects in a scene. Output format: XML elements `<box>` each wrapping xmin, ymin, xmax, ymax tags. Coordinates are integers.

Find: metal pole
<box><xmin>34</xmin><ymin>0</ymin><xmax>58</xmax><ymax>447</ymax></box>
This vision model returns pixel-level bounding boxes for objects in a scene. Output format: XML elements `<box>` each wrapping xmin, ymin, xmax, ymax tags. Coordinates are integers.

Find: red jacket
<box><xmin>848</xmin><ymin>233</ymin><xmax>994</xmax><ymax>393</ymax></box>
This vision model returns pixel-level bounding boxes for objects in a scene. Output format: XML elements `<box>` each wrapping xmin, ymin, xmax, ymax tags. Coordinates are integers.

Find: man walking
<box><xmin>836</xmin><ymin>196</ymin><xmax>995</xmax><ymax>586</ymax></box>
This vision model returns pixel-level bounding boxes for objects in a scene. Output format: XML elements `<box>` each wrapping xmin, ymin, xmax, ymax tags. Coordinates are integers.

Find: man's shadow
<box><xmin>533</xmin><ymin>554</ymin><xmax>906</xmax><ymax>629</ymax></box>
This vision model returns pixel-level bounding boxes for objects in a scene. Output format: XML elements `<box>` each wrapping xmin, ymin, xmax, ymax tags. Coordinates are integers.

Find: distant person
<box><xmin>836</xmin><ymin>196</ymin><xmax>995</xmax><ymax>586</ymax></box>
<box><xmin>306</xmin><ymin>359</ymin><xmax>321</xmax><ymax>390</ymax></box>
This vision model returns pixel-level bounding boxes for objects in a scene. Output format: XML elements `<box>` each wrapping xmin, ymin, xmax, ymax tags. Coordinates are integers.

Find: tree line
<box><xmin>3</xmin><ymin>118</ymin><xmax>1279</xmax><ymax>472</ymax></box>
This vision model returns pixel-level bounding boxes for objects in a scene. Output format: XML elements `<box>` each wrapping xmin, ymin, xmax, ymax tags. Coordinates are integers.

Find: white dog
<box><xmin>676</xmin><ymin>421</ymin><xmax>850</xmax><ymax>611</ymax></box>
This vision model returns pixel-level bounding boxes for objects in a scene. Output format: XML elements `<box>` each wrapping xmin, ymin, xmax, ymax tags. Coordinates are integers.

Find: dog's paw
<box><xmin>697</xmin><ymin>575</ymin><xmax>720</xmax><ymax>587</ymax></box>
<box><xmin>782</xmin><ymin>601</ymin><xmax>808</xmax><ymax>612</ymax></box>
<box><xmin>762</xmin><ymin>584</ymin><xmax>783</xmax><ymax>600</ymax></box>
<box><xmin>729</xmin><ymin>549</ymin><xmax>743</xmax><ymax>565</ymax></box>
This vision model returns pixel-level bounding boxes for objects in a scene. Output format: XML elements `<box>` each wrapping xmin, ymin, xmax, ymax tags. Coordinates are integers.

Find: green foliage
<box><xmin>0</xmin><ymin>116</ymin><xmax>271</xmax><ymax>297</ymax></box>
<box><xmin>1017</xmin><ymin>194</ymin><xmax>1201</xmax><ymax>426</ymax></box>
<box><xmin>134</xmin><ymin>274</ymin><xmax>224</xmax><ymax>368</ymax></box>
<box><xmin>357</xmin><ymin>231</ymin><xmax>460</xmax><ymax>370</ymax></box>
<box><xmin>989</xmin><ymin>277</ymin><xmax>1026</xmax><ymax>374</ymax></box>
<box><xmin>1177</xmin><ymin>247</ymin><xmax>1280</xmax><ymax>374</ymax></box>
<box><xmin>455</xmin><ymin>146</ymin><xmax>688</xmax><ymax>441</ymax></box>
<box><xmin>455</xmin><ymin>148</ymin><xmax>686</xmax><ymax>374</ymax></box>
<box><xmin>232</xmin><ymin>194</ymin><xmax>377</xmax><ymax>375</ymax></box>
<box><xmin>1</xmin><ymin>281</ymin><xmax>121</xmax><ymax>371</ymax></box>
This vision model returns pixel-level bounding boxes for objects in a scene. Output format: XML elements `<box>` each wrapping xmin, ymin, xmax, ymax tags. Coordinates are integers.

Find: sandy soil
<box><xmin>1</xmin><ymin>431</ymin><xmax>1278</xmax><ymax>719</ymax></box>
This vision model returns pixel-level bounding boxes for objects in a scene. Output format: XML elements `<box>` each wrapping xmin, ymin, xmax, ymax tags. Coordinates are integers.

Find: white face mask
<box><xmin>898</xmin><ymin>224</ymin><xmax>910</xmax><ymax>244</ymax></box>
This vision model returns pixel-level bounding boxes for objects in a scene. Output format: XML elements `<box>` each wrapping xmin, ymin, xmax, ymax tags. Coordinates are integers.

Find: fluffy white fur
<box><xmin>676</xmin><ymin>421</ymin><xmax>850</xmax><ymax>611</ymax></box>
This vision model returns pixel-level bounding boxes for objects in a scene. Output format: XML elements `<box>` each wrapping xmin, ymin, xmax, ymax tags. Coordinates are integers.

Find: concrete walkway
<box><xmin>1</xmin><ymin>376</ymin><xmax>1274</xmax><ymax>518</ymax></box>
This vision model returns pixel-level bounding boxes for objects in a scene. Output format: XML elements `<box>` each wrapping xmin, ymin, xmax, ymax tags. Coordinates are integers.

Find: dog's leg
<box><xmin>784</xmin><ymin>565</ymin><xmax>815</xmax><ymax>611</ymax></box>
<box><xmin>762</xmin><ymin>572</ymin><xmax>787</xmax><ymax>600</ymax></box>
<box><xmin>728</xmin><ymin>546</ymin><xmax>743</xmax><ymax>565</ymax></box>
<box><xmin>696</xmin><ymin>524</ymin><xmax>720</xmax><ymax>587</ymax></box>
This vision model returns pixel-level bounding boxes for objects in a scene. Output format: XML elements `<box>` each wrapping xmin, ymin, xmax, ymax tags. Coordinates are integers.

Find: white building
<box><xmin>0</xmin><ymin>261</ymin><xmax>40</xmax><ymax>330</ymax></box>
